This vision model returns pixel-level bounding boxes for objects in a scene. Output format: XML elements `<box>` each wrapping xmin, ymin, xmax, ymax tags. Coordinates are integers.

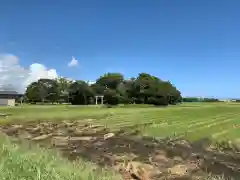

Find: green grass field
<box><xmin>0</xmin><ymin>135</ymin><xmax>120</xmax><ymax>180</ymax></box>
<box><xmin>1</xmin><ymin>102</ymin><xmax>240</xmax><ymax>141</ymax></box>
<box><xmin>0</xmin><ymin>102</ymin><xmax>239</xmax><ymax>180</ymax></box>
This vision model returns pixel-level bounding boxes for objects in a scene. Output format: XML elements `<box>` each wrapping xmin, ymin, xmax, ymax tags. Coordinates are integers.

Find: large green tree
<box><xmin>38</xmin><ymin>79</ymin><xmax>60</xmax><ymax>103</ymax></box>
<box><xmin>24</xmin><ymin>72</ymin><xmax>183</xmax><ymax>106</ymax></box>
<box><xmin>25</xmin><ymin>82</ymin><xmax>42</xmax><ymax>103</ymax></box>
<box><xmin>68</xmin><ymin>81</ymin><xmax>94</xmax><ymax>105</ymax></box>
<box><xmin>56</xmin><ymin>77</ymin><xmax>73</xmax><ymax>103</ymax></box>
<box><xmin>93</xmin><ymin>73</ymin><xmax>124</xmax><ymax>105</ymax></box>
<box><xmin>124</xmin><ymin>73</ymin><xmax>182</xmax><ymax>105</ymax></box>
<box><xmin>57</xmin><ymin>77</ymin><xmax>73</xmax><ymax>93</ymax></box>
<box><xmin>96</xmin><ymin>73</ymin><xmax>124</xmax><ymax>89</ymax></box>
<box><xmin>26</xmin><ymin>79</ymin><xmax>60</xmax><ymax>103</ymax></box>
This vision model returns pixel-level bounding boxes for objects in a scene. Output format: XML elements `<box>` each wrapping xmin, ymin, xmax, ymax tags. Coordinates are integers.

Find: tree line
<box><xmin>25</xmin><ymin>72</ymin><xmax>182</xmax><ymax>106</ymax></box>
<box><xmin>182</xmin><ymin>97</ymin><xmax>220</xmax><ymax>102</ymax></box>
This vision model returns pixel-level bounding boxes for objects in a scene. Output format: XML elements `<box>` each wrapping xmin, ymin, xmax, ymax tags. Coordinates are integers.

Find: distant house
<box><xmin>0</xmin><ymin>91</ymin><xmax>22</xmax><ymax>106</ymax></box>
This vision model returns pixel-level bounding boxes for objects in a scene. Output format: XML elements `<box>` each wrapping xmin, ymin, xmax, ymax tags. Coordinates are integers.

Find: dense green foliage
<box><xmin>25</xmin><ymin>72</ymin><xmax>182</xmax><ymax>105</ymax></box>
<box><xmin>182</xmin><ymin>97</ymin><xmax>220</xmax><ymax>102</ymax></box>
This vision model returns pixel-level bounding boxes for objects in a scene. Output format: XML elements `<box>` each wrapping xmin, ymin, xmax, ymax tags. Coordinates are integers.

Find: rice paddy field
<box><xmin>1</xmin><ymin>102</ymin><xmax>240</xmax><ymax>141</ymax></box>
<box><xmin>0</xmin><ymin>102</ymin><xmax>240</xmax><ymax>180</ymax></box>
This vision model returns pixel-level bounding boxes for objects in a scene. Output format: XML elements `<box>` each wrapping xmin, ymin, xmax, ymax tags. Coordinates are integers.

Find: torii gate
<box><xmin>95</xmin><ymin>95</ymin><xmax>104</xmax><ymax>105</ymax></box>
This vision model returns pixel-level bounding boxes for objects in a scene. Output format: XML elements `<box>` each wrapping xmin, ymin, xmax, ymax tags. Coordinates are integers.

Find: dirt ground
<box><xmin>0</xmin><ymin>119</ymin><xmax>240</xmax><ymax>180</ymax></box>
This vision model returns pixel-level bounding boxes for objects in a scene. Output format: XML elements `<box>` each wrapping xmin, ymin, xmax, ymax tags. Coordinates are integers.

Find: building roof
<box><xmin>0</xmin><ymin>91</ymin><xmax>22</xmax><ymax>95</ymax></box>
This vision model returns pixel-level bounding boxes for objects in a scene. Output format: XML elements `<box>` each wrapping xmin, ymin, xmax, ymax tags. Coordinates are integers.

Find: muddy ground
<box><xmin>0</xmin><ymin>120</ymin><xmax>240</xmax><ymax>180</ymax></box>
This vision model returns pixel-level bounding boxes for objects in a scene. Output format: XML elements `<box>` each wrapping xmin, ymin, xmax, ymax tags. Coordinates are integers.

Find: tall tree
<box><xmin>57</xmin><ymin>77</ymin><xmax>73</xmax><ymax>93</ymax></box>
<box><xmin>96</xmin><ymin>73</ymin><xmax>124</xmax><ymax>89</ymax></box>
<box><xmin>25</xmin><ymin>82</ymin><xmax>42</xmax><ymax>103</ymax></box>
<box><xmin>26</xmin><ymin>79</ymin><xmax>60</xmax><ymax>103</ymax></box>
<box><xmin>68</xmin><ymin>81</ymin><xmax>94</xmax><ymax>105</ymax></box>
<box><xmin>56</xmin><ymin>77</ymin><xmax>73</xmax><ymax>103</ymax></box>
<box><xmin>38</xmin><ymin>79</ymin><xmax>60</xmax><ymax>103</ymax></box>
<box><xmin>24</xmin><ymin>72</ymin><xmax>183</xmax><ymax>106</ymax></box>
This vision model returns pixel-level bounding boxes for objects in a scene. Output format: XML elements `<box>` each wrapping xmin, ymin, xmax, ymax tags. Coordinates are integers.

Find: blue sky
<box><xmin>0</xmin><ymin>0</ymin><xmax>240</xmax><ymax>98</ymax></box>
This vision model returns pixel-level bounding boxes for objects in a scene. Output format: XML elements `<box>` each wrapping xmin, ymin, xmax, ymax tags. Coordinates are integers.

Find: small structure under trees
<box><xmin>95</xmin><ymin>95</ymin><xmax>104</xmax><ymax>105</ymax></box>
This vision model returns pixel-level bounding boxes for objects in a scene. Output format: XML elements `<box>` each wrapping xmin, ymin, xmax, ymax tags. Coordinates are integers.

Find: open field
<box><xmin>0</xmin><ymin>134</ymin><xmax>120</xmax><ymax>180</ymax></box>
<box><xmin>0</xmin><ymin>102</ymin><xmax>240</xmax><ymax>179</ymax></box>
<box><xmin>1</xmin><ymin>102</ymin><xmax>240</xmax><ymax>141</ymax></box>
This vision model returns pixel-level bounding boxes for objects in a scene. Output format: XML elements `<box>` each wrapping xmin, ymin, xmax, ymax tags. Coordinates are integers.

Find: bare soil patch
<box><xmin>0</xmin><ymin>120</ymin><xmax>240</xmax><ymax>180</ymax></box>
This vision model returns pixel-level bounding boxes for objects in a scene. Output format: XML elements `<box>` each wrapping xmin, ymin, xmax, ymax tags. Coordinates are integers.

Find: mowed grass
<box><xmin>0</xmin><ymin>102</ymin><xmax>239</xmax><ymax>180</ymax></box>
<box><xmin>1</xmin><ymin>102</ymin><xmax>240</xmax><ymax>141</ymax></box>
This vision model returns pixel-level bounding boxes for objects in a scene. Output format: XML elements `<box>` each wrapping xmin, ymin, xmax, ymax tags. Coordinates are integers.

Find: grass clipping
<box><xmin>0</xmin><ymin>135</ymin><xmax>120</xmax><ymax>180</ymax></box>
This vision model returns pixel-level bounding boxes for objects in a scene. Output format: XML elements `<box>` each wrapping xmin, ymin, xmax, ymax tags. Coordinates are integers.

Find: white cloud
<box><xmin>68</xmin><ymin>56</ymin><xmax>78</xmax><ymax>67</ymax></box>
<box><xmin>0</xmin><ymin>54</ymin><xmax>58</xmax><ymax>93</ymax></box>
<box><xmin>87</xmin><ymin>81</ymin><xmax>96</xmax><ymax>85</ymax></box>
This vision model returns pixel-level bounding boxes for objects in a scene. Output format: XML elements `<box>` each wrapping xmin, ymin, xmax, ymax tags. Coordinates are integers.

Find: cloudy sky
<box><xmin>1</xmin><ymin>1</ymin><xmax>240</xmax><ymax>98</ymax></box>
<box><xmin>0</xmin><ymin>54</ymin><xmax>78</xmax><ymax>93</ymax></box>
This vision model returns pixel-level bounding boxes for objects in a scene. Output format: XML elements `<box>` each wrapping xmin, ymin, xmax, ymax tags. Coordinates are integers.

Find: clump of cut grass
<box><xmin>0</xmin><ymin>135</ymin><xmax>121</xmax><ymax>180</ymax></box>
<box><xmin>205</xmin><ymin>174</ymin><xmax>234</xmax><ymax>180</ymax></box>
